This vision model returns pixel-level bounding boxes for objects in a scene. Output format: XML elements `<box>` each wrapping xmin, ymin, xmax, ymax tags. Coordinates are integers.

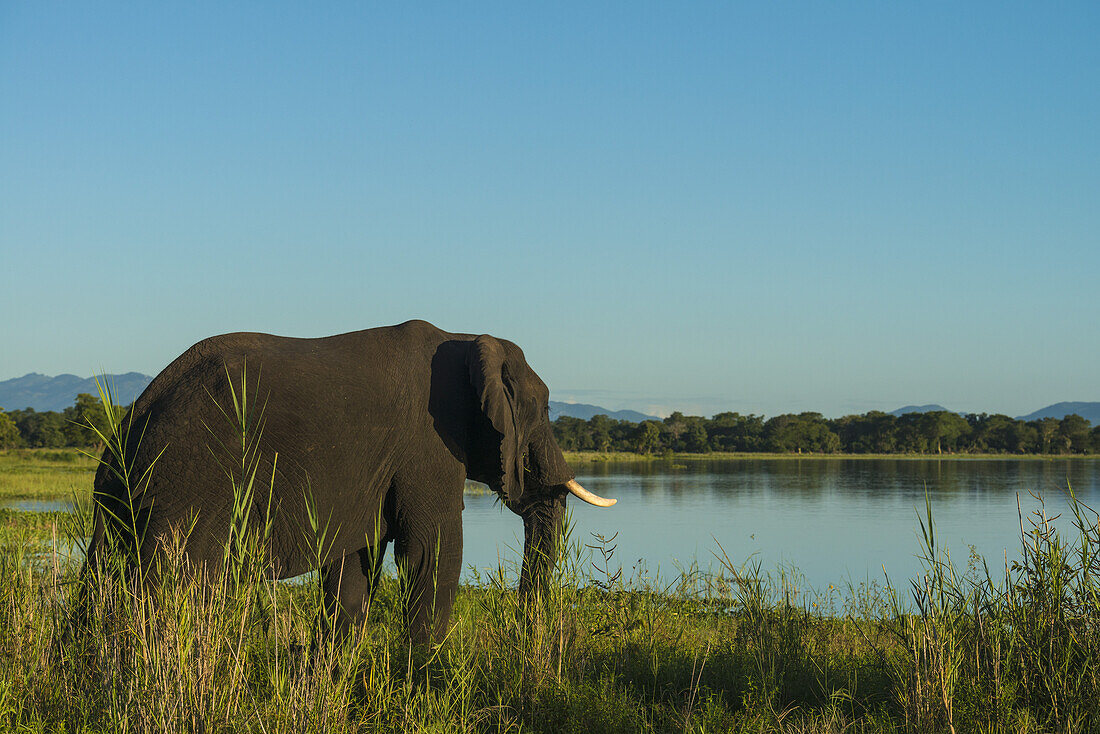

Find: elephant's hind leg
<box><xmin>394</xmin><ymin>510</ymin><xmax>462</xmax><ymax>644</ymax></box>
<box><xmin>320</xmin><ymin>540</ymin><xmax>389</xmax><ymax>640</ymax></box>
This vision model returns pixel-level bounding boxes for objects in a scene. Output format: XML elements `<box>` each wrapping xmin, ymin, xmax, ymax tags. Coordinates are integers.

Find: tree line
<box><xmin>552</xmin><ymin>410</ymin><xmax>1100</xmax><ymax>455</ymax></box>
<box><xmin>0</xmin><ymin>394</ymin><xmax>123</xmax><ymax>449</ymax></box>
<box><xmin>3</xmin><ymin>395</ymin><xmax>1097</xmax><ymax>455</ymax></box>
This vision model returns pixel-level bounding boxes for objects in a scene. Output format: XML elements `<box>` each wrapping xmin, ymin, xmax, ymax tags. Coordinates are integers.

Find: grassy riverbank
<box><xmin>2</xmin><ymin>493</ymin><xmax>1100</xmax><ymax>732</ymax></box>
<box><xmin>0</xmin><ymin>449</ymin><xmax>97</xmax><ymax>502</ymax></box>
<box><xmin>2</xmin><ymin>448</ymin><xmax>1100</xmax><ymax>731</ymax></box>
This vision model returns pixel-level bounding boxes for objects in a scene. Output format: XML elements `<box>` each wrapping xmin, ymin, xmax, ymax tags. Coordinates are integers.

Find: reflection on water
<box><xmin>465</xmin><ymin>458</ymin><xmax>1100</xmax><ymax>590</ymax></box>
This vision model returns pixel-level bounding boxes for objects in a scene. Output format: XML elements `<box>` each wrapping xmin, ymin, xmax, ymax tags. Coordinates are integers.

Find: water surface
<box><xmin>463</xmin><ymin>458</ymin><xmax>1100</xmax><ymax>590</ymax></box>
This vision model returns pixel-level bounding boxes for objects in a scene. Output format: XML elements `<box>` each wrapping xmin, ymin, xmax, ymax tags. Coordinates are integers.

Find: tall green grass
<box><xmin>1</xmin><ymin>379</ymin><xmax>1099</xmax><ymax>731</ymax></box>
<box><xmin>887</xmin><ymin>487</ymin><xmax>1100</xmax><ymax>733</ymax></box>
<box><xmin>3</xmin><ymin>490</ymin><xmax>1100</xmax><ymax>731</ymax></box>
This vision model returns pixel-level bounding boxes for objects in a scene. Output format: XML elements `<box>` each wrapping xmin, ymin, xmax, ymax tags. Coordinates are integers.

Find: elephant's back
<box><xmin>131</xmin><ymin>320</ymin><xmax>455</xmax><ymax>415</ymax></box>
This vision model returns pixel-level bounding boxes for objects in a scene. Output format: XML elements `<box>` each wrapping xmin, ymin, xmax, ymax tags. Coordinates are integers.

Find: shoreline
<box><xmin>564</xmin><ymin>450</ymin><xmax>1100</xmax><ymax>462</ymax></box>
<box><xmin>3</xmin><ymin>445</ymin><xmax>1098</xmax><ymax>464</ymax></box>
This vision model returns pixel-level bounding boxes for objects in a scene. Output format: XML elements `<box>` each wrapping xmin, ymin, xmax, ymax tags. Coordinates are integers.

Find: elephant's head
<box><xmin>467</xmin><ymin>334</ymin><xmax>615</xmax><ymax>595</ymax></box>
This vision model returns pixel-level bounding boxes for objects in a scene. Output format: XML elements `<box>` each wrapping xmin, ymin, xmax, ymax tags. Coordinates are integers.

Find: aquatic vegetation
<box><xmin>0</xmin><ymin>489</ymin><xmax>1097</xmax><ymax>731</ymax></box>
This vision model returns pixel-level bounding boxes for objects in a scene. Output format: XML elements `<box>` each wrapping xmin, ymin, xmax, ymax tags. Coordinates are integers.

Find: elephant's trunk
<box><xmin>564</xmin><ymin>479</ymin><xmax>616</xmax><ymax>507</ymax></box>
<box><xmin>518</xmin><ymin>492</ymin><xmax>566</xmax><ymax>601</ymax></box>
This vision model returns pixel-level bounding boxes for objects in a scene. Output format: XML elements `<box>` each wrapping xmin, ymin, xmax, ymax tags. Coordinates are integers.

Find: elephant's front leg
<box><xmin>393</xmin><ymin>496</ymin><xmax>464</xmax><ymax>644</ymax></box>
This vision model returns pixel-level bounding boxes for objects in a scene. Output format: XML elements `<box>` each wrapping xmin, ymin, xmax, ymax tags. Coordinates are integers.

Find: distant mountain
<box><xmin>549</xmin><ymin>401</ymin><xmax>656</xmax><ymax>423</ymax></box>
<box><xmin>890</xmin><ymin>404</ymin><xmax>951</xmax><ymax>417</ymax></box>
<box><xmin>0</xmin><ymin>372</ymin><xmax>153</xmax><ymax>412</ymax></box>
<box><xmin>886</xmin><ymin>401</ymin><xmax>1100</xmax><ymax>425</ymax></box>
<box><xmin>1017</xmin><ymin>402</ymin><xmax>1100</xmax><ymax>424</ymax></box>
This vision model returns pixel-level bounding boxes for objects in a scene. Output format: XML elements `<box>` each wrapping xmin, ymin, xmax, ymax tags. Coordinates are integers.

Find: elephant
<box><xmin>87</xmin><ymin>319</ymin><xmax>615</xmax><ymax>641</ymax></box>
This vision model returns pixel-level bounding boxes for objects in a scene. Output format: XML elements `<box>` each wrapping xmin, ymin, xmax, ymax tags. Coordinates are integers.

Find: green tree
<box><xmin>552</xmin><ymin>416</ymin><xmax>589</xmax><ymax>451</ymax></box>
<box><xmin>974</xmin><ymin>413</ymin><xmax>1038</xmax><ymax>454</ymax></box>
<box><xmin>1005</xmin><ymin>421</ymin><xmax>1039</xmax><ymax>453</ymax></box>
<box><xmin>634</xmin><ymin>420</ymin><xmax>662</xmax><ymax>454</ymax></box>
<box><xmin>894</xmin><ymin>413</ymin><xmax>927</xmax><ymax>452</ymax></box>
<box><xmin>0</xmin><ymin>410</ymin><xmax>21</xmax><ymax>448</ymax></box>
<box><xmin>682</xmin><ymin>419</ymin><xmax>709</xmax><ymax>453</ymax></box>
<box><xmin>1033</xmin><ymin>417</ymin><xmax>1060</xmax><ymax>454</ymax></box>
<box><xmin>919</xmin><ymin>411</ymin><xmax>970</xmax><ymax>454</ymax></box>
<box><xmin>63</xmin><ymin>392</ymin><xmax>124</xmax><ymax>448</ymax></box>
<box><xmin>13</xmin><ymin>410</ymin><xmax>65</xmax><ymax>448</ymax></box>
<box><xmin>588</xmin><ymin>414</ymin><xmax>614</xmax><ymax>452</ymax></box>
<box><xmin>663</xmin><ymin>412</ymin><xmax>687</xmax><ymax>447</ymax></box>
<box><xmin>764</xmin><ymin>413</ymin><xmax>840</xmax><ymax>453</ymax></box>
<box><xmin>831</xmin><ymin>411</ymin><xmax>898</xmax><ymax>453</ymax></box>
<box><xmin>608</xmin><ymin>419</ymin><xmax>637</xmax><ymax>451</ymax></box>
<box><xmin>1057</xmin><ymin>414</ymin><xmax>1092</xmax><ymax>454</ymax></box>
<box><xmin>707</xmin><ymin>412</ymin><xmax>765</xmax><ymax>452</ymax></box>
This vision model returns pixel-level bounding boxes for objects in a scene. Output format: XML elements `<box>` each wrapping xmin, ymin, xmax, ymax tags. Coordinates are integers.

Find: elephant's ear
<box><xmin>468</xmin><ymin>335</ymin><xmax>524</xmax><ymax>502</ymax></box>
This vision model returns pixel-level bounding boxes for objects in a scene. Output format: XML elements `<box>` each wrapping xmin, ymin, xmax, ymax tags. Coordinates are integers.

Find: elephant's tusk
<box><xmin>565</xmin><ymin>479</ymin><xmax>616</xmax><ymax>507</ymax></box>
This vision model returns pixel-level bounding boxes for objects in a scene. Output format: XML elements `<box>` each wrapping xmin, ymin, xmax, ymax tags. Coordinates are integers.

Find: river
<box><xmin>463</xmin><ymin>457</ymin><xmax>1100</xmax><ymax>592</ymax></box>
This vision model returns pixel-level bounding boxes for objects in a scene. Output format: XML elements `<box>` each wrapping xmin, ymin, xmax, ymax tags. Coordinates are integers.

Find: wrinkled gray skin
<box><xmin>88</xmin><ymin>320</ymin><xmax>577</xmax><ymax>642</ymax></box>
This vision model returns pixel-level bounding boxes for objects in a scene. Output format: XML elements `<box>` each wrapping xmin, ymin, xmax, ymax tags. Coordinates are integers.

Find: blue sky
<box><xmin>2</xmin><ymin>2</ymin><xmax>1097</xmax><ymax>418</ymax></box>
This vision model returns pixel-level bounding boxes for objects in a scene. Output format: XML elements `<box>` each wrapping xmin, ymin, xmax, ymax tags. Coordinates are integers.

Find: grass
<box><xmin>2</xmin><ymin>395</ymin><xmax>1099</xmax><ymax>731</ymax></box>
<box><xmin>0</xmin><ymin>502</ymin><xmax>899</xmax><ymax>733</ymax></box>
<box><xmin>0</xmin><ymin>509</ymin><xmax>69</xmax><ymax>545</ymax></box>
<box><xmin>0</xmin><ymin>449</ymin><xmax>97</xmax><ymax>502</ymax></box>
<box><xmin>3</xmin><ymin>486</ymin><xmax>1099</xmax><ymax>732</ymax></box>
